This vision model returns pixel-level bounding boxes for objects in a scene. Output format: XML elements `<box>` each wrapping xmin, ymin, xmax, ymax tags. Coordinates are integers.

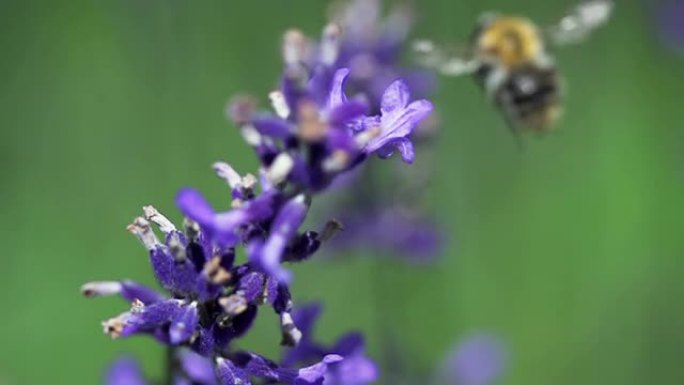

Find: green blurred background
<box><xmin>1</xmin><ymin>0</ymin><xmax>683</xmax><ymax>384</ymax></box>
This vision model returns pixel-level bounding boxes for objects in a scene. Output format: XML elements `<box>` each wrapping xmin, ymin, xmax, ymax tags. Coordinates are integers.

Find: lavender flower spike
<box><xmin>84</xmin><ymin>9</ymin><xmax>435</xmax><ymax>383</ymax></box>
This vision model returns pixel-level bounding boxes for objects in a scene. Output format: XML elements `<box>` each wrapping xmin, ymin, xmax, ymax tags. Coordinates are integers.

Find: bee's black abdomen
<box><xmin>495</xmin><ymin>65</ymin><xmax>562</xmax><ymax>131</ymax></box>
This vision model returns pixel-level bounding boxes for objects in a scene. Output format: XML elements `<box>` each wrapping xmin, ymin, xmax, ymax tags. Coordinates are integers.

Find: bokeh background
<box><xmin>1</xmin><ymin>0</ymin><xmax>683</xmax><ymax>384</ymax></box>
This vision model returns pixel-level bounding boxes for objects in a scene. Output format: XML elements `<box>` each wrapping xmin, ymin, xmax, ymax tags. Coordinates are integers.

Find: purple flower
<box><xmin>283</xmin><ymin>304</ymin><xmax>379</xmax><ymax>385</ymax></box>
<box><xmin>176</xmin><ymin>187</ymin><xmax>274</xmax><ymax>247</ymax></box>
<box><xmin>227</xmin><ymin>352</ymin><xmax>342</xmax><ymax>385</ymax></box>
<box><xmin>106</xmin><ymin>358</ymin><xmax>149</xmax><ymax>385</ymax></box>
<box><xmin>329</xmin><ymin>208</ymin><xmax>443</xmax><ymax>263</ymax></box>
<box><xmin>106</xmin><ymin>352</ymin><xmax>221</xmax><ymax>385</ymax></box>
<box><xmin>363</xmin><ymin>80</ymin><xmax>433</xmax><ymax>163</ymax></box>
<box><xmin>440</xmin><ymin>334</ymin><xmax>508</xmax><ymax>385</ymax></box>
<box><xmin>286</xmin><ymin>0</ymin><xmax>444</xmax><ymax>263</ymax></box>
<box><xmin>180</xmin><ymin>350</ymin><xmax>218</xmax><ymax>385</ymax></box>
<box><xmin>332</xmin><ymin>0</ymin><xmax>435</xmax><ymax>109</ymax></box>
<box><xmin>227</xmin><ymin>66</ymin><xmax>431</xmax><ymax>195</ymax></box>
<box><xmin>324</xmin><ymin>333</ymin><xmax>379</xmax><ymax>385</ymax></box>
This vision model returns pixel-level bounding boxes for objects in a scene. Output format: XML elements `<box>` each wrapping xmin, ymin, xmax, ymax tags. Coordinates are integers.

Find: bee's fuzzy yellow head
<box><xmin>476</xmin><ymin>16</ymin><xmax>544</xmax><ymax>68</ymax></box>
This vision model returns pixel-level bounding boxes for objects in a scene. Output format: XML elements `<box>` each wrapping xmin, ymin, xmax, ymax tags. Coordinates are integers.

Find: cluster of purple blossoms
<box><xmin>309</xmin><ymin>0</ymin><xmax>444</xmax><ymax>262</ymax></box>
<box><xmin>82</xmin><ymin>8</ymin><xmax>433</xmax><ymax>385</ymax></box>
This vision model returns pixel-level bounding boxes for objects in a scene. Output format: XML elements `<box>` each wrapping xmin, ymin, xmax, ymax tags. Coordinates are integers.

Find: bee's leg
<box><xmin>496</xmin><ymin>91</ymin><xmax>527</xmax><ymax>150</ymax></box>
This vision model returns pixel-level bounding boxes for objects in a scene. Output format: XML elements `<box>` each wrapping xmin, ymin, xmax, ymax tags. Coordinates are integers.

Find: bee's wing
<box><xmin>546</xmin><ymin>0</ymin><xmax>614</xmax><ymax>45</ymax></box>
<box><xmin>412</xmin><ymin>39</ymin><xmax>479</xmax><ymax>77</ymax></box>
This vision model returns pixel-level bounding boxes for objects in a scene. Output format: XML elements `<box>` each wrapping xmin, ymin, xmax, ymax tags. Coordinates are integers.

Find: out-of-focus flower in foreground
<box><xmin>439</xmin><ymin>333</ymin><xmax>509</xmax><ymax>385</ymax></box>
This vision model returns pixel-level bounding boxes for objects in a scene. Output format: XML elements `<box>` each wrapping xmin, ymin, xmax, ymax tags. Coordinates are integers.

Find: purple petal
<box><xmin>376</xmin><ymin>137</ymin><xmax>414</xmax><ymax>164</ymax></box>
<box><xmin>238</xmin><ymin>272</ymin><xmax>267</xmax><ymax>302</ymax></box>
<box><xmin>106</xmin><ymin>358</ymin><xmax>149</xmax><ymax>385</ymax></box>
<box><xmin>180</xmin><ymin>350</ymin><xmax>219</xmax><ymax>385</ymax></box>
<box><xmin>324</xmin><ymin>351</ymin><xmax>377</xmax><ymax>385</ymax></box>
<box><xmin>217</xmin><ymin>357</ymin><xmax>252</xmax><ymax>385</ymax></box>
<box><xmin>117</xmin><ymin>300</ymin><xmax>184</xmax><ymax>338</ymax></box>
<box><xmin>366</xmin><ymin>99</ymin><xmax>432</xmax><ymax>153</ymax></box>
<box><xmin>308</xmin><ymin>66</ymin><xmax>335</xmax><ymax>108</ymax></box>
<box><xmin>176</xmin><ymin>189</ymin><xmax>270</xmax><ymax>246</ymax></box>
<box><xmin>242</xmin><ymin>192</ymin><xmax>276</xmax><ymax>222</ymax></box>
<box><xmin>149</xmin><ymin>247</ymin><xmax>176</xmax><ymax>291</ymax></box>
<box><xmin>296</xmin><ymin>355</ymin><xmax>344</xmax><ymax>385</ymax></box>
<box><xmin>176</xmin><ymin>188</ymin><xmax>216</xmax><ymax>228</ymax></box>
<box><xmin>380</xmin><ymin>79</ymin><xmax>410</xmax><ymax>114</ymax></box>
<box><xmin>237</xmin><ymin>352</ymin><xmax>342</xmax><ymax>385</ymax></box>
<box><xmin>252</xmin><ymin>116</ymin><xmax>292</xmax><ymax>139</ymax></box>
<box><xmin>395</xmin><ymin>139</ymin><xmax>415</xmax><ymax>163</ymax></box>
<box><xmin>235</xmin><ymin>353</ymin><xmax>281</xmax><ymax>381</ymax></box>
<box><xmin>266</xmin><ymin>275</ymin><xmax>279</xmax><ymax>305</ymax></box>
<box><xmin>120</xmin><ymin>281</ymin><xmax>166</xmax><ymax>304</ymax></box>
<box><xmin>133</xmin><ymin>299</ymin><xmax>183</xmax><ymax>326</ymax></box>
<box><xmin>328</xmin><ymin>100</ymin><xmax>369</xmax><ymax>127</ymax></box>
<box><xmin>169</xmin><ymin>302</ymin><xmax>199</xmax><ymax>344</ymax></box>
<box><xmin>327</xmin><ymin>68</ymin><xmax>351</xmax><ymax>110</ymax></box>
<box><xmin>326</xmin><ymin>129</ymin><xmax>359</xmax><ymax>154</ymax></box>
<box><xmin>149</xmin><ymin>246</ymin><xmax>201</xmax><ymax>297</ymax></box>
<box><xmin>251</xmin><ymin>196</ymin><xmax>308</xmax><ymax>283</ymax></box>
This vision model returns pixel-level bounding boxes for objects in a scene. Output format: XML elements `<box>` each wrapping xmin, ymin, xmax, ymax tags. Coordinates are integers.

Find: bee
<box><xmin>414</xmin><ymin>1</ymin><xmax>613</xmax><ymax>134</ymax></box>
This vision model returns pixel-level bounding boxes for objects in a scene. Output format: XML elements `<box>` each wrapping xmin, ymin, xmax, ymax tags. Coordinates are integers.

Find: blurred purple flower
<box><xmin>440</xmin><ymin>334</ymin><xmax>509</xmax><ymax>385</ymax></box>
<box><xmin>300</xmin><ymin>0</ymin><xmax>444</xmax><ymax>262</ymax></box>
<box><xmin>331</xmin><ymin>208</ymin><xmax>443</xmax><ymax>262</ymax></box>
<box><xmin>656</xmin><ymin>0</ymin><xmax>684</xmax><ymax>55</ymax></box>
<box><xmin>106</xmin><ymin>358</ymin><xmax>149</xmax><ymax>385</ymax></box>
<box><xmin>332</xmin><ymin>0</ymin><xmax>435</xmax><ymax>109</ymax></box>
<box><xmin>283</xmin><ymin>304</ymin><xmax>379</xmax><ymax>385</ymax></box>
<box><xmin>179</xmin><ymin>350</ymin><xmax>219</xmax><ymax>385</ymax></box>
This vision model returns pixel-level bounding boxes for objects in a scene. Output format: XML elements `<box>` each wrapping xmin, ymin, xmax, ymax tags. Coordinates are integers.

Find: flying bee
<box><xmin>414</xmin><ymin>0</ymin><xmax>613</xmax><ymax>134</ymax></box>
